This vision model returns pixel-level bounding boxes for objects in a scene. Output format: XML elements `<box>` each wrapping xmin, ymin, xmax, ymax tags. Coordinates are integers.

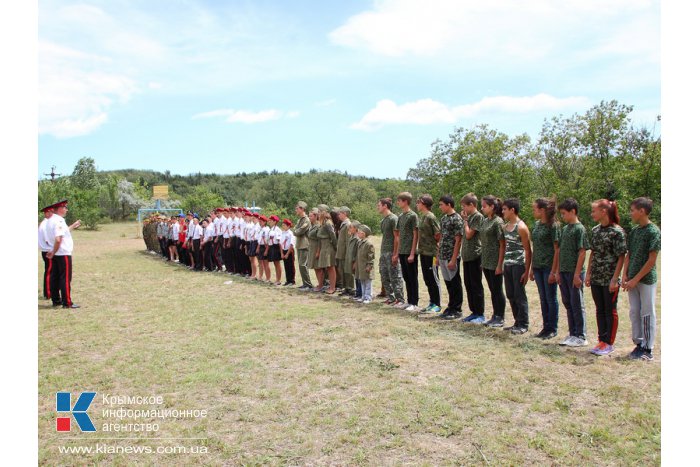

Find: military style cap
<box><xmin>317</xmin><ymin>204</ymin><xmax>330</xmax><ymax>212</ymax></box>
<box><xmin>42</xmin><ymin>199</ymin><xmax>68</xmax><ymax>212</ymax></box>
<box><xmin>310</xmin><ymin>207</ymin><xmax>319</xmax><ymax>215</ymax></box>
<box><xmin>339</xmin><ymin>206</ymin><xmax>351</xmax><ymax>215</ymax></box>
<box><xmin>296</xmin><ymin>201</ymin><xmax>308</xmax><ymax>210</ymax></box>
<box><xmin>359</xmin><ymin>224</ymin><xmax>371</xmax><ymax>236</ymax></box>
<box><xmin>351</xmin><ymin>220</ymin><xmax>361</xmax><ymax>228</ymax></box>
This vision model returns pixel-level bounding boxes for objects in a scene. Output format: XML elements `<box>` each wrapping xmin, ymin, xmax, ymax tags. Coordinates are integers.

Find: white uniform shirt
<box><xmin>222</xmin><ymin>217</ymin><xmax>231</xmax><ymax>239</ymax></box>
<box><xmin>204</xmin><ymin>223</ymin><xmax>215</xmax><ymax>241</ymax></box>
<box><xmin>269</xmin><ymin>225</ymin><xmax>281</xmax><ymax>246</ymax></box>
<box><xmin>48</xmin><ymin>214</ymin><xmax>74</xmax><ymax>256</ymax></box>
<box><xmin>193</xmin><ymin>224</ymin><xmax>203</xmax><ymax>240</ymax></box>
<box><xmin>38</xmin><ymin>217</ymin><xmax>52</xmax><ymax>252</ymax></box>
<box><xmin>171</xmin><ymin>222</ymin><xmax>180</xmax><ymax>241</ymax></box>
<box><xmin>187</xmin><ymin>219</ymin><xmax>194</xmax><ymax>239</ymax></box>
<box><xmin>280</xmin><ymin>229</ymin><xmax>295</xmax><ymax>251</ymax></box>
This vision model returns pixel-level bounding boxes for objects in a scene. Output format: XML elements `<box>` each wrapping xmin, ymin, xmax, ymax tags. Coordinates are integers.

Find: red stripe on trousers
<box><xmin>45</xmin><ymin>257</ymin><xmax>52</xmax><ymax>299</ymax></box>
<box><xmin>64</xmin><ymin>256</ymin><xmax>72</xmax><ymax>306</ymax></box>
<box><xmin>610</xmin><ymin>288</ymin><xmax>619</xmax><ymax>345</ymax></box>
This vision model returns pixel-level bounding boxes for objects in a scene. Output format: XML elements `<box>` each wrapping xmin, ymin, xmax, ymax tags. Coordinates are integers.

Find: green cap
<box><xmin>339</xmin><ymin>206</ymin><xmax>351</xmax><ymax>215</ymax></box>
<box><xmin>317</xmin><ymin>204</ymin><xmax>330</xmax><ymax>212</ymax></box>
<box><xmin>296</xmin><ymin>201</ymin><xmax>308</xmax><ymax>210</ymax></box>
<box><xmin>351</xmin><ymin>220</ymin><xmax>361</xmax><ymax>228</ymax></box>
<box><xmin>359</xmin><ymin>224</ymin><xmax>371</xmax><ymax>236</ymax></box>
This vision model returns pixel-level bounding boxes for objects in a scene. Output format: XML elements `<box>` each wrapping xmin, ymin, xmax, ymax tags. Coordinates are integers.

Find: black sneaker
<box><xmin>629</xmin><ymin>344</ymin><xmax>644</xmax><ymax>360</ymax></box>
<box><xmin>534</xmin><ymin>329</ymin><xmax>547</xmax><ymax>338</ymax></box>
<box><xmin>503</xmin><ymin>325</ymin><xmax>515</xmax><ymax>331</ymax></box>
<box><xmin>640</xmin><ymin>348</ymin><xmax>654</xmax><ymax>361</ymax></box>
<box><xmin>485</xmin><ymin>318</ymin><xmax>504</xmax><ymax>328</ymax></box>
<box><xmin>541</xmin><ymin>331</ymin><xmax>557</xmax><ymax>340</ymax></box>
<box><xmin>440</xmin><ymin>310</ymin><xmax>462</xmax><ymax>320</ymax></box>
<box><xmin>511</xmin><ymin>327</ymin><xmax>528</xmax><ymax>335</ymax></box>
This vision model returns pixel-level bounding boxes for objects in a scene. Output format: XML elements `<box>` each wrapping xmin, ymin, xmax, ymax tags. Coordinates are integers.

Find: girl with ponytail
<box><xmin>585</xmin><ymin>199</ymin><xmax>627</xmax><ymax>356</ymax></box>
<box><xmin>480</xmin><ymin>195</ymin><xmax>507</xmax><ymax>327</ymax></box>
<box><xmin>530</xmin><ymin>196</ymin><xmax>561</xmax><ymax>339</ymax></box>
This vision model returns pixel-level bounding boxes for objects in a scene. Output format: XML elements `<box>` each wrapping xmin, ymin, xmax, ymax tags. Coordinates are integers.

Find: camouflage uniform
<box><xmin>379</xmin><ymin>213</ymin><xmax>404</xmax><ymax>302</ymax></box>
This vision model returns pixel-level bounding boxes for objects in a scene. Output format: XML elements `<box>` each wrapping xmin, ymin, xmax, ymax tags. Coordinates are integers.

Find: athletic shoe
<box><xmin>541</xmin><ymin>331</ymin><xmax>557</xmax><ymax>340</ymax></box>
<box><xmin>597</xmin><ymin>343</ymin><xmax>614</xmax><ymax>356</ymax></box>
<box><xmin>589</xmin><ymin>342</ymin><xmax>605</xmax><ymax>355</ymax></box>
<box><xmin>559</xmin><ymin>336</ymin><xmax>575</xmax><ymax>346</ymax></box>
<box><xmin>470</xmin><ymin>315</ymin><xmax>486</xmax><ymax>324</ymax></box>
<box><xmin>362</xmin><ymin>299</ymin><xmax>371</xmax><ymax>304</ymax></box>
<box><xmin>440</xmin><ymin>311</ymin><xmax>462</xmax><ymax>320</ymax></box>
<box><xmin>463</xmin><ymin>313</ymin><xmax>479</xmax><ymax>322</ymax></box>
<box><xmin>421</xmin><ymin>304</ymin><xmax>434</xmax><ymax>312</ymax></box>
<box><xmin>511</xmin><ymin>327</ymin><xmax>528</xmax><ymax>335</ymax></box>
<box><xmin>534</xmin><ymin>329</ymin><xmax>547</xmax><ymax>338</ymax></box>
<box><xmin>354</xmin><ymin>297</ymin><xmax>363</xmax><ymax>302</ymax></box>
<box><xmin>503</xmin><ymin>325</ymin><xmax>515</xmax><ymax>331</ymax></box>
<box><xmin>430</xmin><ymin>304</ymin><xmax>442</xmax><ymax>313</ymax></box>
<box><xmin>63</xmin><ymin>304</ymin><xmax>80</xmax><ymax>309</ymax></box>
<box><xmin>485</xmin><ymin>318</ymin><xmax>504</xmax><ymax>328</ymax></box>
<box><xmin>569</xmin><ymin>337</ymin><xmax>588</xmax><ymax>347</ymax></box>
<box><xmin>392</xmin><ymin>301</ymin><xmax>407</xmax><ymax>309</ymax></box>
<box><xmin>640</xmin><ymin>349</ymin><xmax>654</xmax><ymax>361</ymax></box>
<box><xmin>405</xmin><ymin>305</ymin><xmax>419</xmax><ymax>312</ymax></box>
<box><xmin>628</xmin><ymin>344</ymin><xmax>644</xmax><ymax>360</ymax></box>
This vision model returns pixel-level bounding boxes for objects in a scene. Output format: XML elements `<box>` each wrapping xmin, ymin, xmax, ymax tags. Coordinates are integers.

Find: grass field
<box><xmin>38</xmin><ymin>222</ymin><xmax>660</xmax><ymax>465</ymax></box>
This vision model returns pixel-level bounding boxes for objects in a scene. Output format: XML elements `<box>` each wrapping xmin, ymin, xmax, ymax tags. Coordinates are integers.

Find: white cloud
<box><xmin>351</xmin><ymin>94</ymin><xmax>590</xmax><ymax>131</ymax></box>
<box><xmin>330</xmin><ymin>0</ymin><xmax>658</xmax><ymax>63</ymax></box>
<box><xmin>39</xmin><ymin>41</ymin><xmax>137</xmax><ymax>138</ymax></box>
<box><xmin>192</xmin><ymin>109</ymin><xmax>300</xmax><ymax>124</ymax></box>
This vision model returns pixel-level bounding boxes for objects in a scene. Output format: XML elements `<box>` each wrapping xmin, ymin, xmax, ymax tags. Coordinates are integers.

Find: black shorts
<box><xmin>257</xmin><ymin>245</ymin><xmax>268</xmax><ymax>261</ymax></box>
<box><xmin>268</xmin><ymin>245</ymin><xmax>282</xmax><ymax>262</ymax></box>
<box><xmin>168</xmin><ymin>239</ymin><xmax>176</xmax><ymax>246</ymax></box>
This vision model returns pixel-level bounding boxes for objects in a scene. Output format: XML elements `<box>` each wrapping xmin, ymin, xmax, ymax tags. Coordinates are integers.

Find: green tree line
<box><xmin>38</xmin><ymin>100</ymin><xmax>659</xmax><ymax>232</ymax></box>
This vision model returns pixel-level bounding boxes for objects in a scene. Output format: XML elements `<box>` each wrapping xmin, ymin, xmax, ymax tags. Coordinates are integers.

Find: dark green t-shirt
<box><xmin>559</xmin><ymin>222</ymin><xmax>589</xmax><ymax>273</ymax></box>
<box><xmin>481</xmin><ymin>216</ymin><xmax>505</xmax><ymax>270</ymax></box>
<box><xmin>380</xmin><ymin>213</ymin><xmax>398</xmax><ymax>255</ymax></box>
<box><xmin>461</xmin><ymin>211</ymin><xmax>483</xmax><ymax>262</ymax></box>
<box><xmin>396</xmin><ymin>209</ymin><xmax>419</xmax><ymax>255</ymax></box>
<box><xmin>417</xmin><ymin>212</ymin><xmax>440</xmax><ymax>257</ymax></box>
<box><xmin>531</xmin><ymin>221</ymin><xmax>561</xmax><ymax>270</ymax></box>
<box><xmin>590</xmin><ymin>223</ymin><xmax>627</xmax><ymax>286</ymax></box>
<box><xmin>627</xmin><ymin>223</ymin><xmax>661</xmax><ymax>285</ymax></box>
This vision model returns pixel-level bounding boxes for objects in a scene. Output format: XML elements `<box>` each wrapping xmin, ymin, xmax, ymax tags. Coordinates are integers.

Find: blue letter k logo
<box><xmin>56</xmin><ymin>392</ymin><xmax>96</xmax><ymax>432</ymax></box>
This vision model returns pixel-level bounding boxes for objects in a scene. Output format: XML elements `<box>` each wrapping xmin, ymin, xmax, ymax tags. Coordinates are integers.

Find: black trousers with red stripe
<box><xmin>591</xmin><ymin>284</ymin><xmax>619</xmax><ymax>345</ymax></box>
<box><xmin>41</xmin><ymin>251</ymin><xmax>52</xmax><ymax>299</ymax></box>
<box><xmin>50</xmin><ymin>255</ymin><xmax>73</xmax><ymax>307</ymax></box>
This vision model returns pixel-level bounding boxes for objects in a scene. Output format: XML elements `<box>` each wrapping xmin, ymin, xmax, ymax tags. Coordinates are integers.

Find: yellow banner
<box><xmin>152</xmin><ymin>185</ymin><xmax>169</xmax><ymax>199</ymax></box>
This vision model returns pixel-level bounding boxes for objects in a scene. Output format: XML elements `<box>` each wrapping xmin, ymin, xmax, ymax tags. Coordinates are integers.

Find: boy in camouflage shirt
<box><xmin>623</xmin><ymin>197</ymin><xmax>660</xmax><ymax>361</ymax></box>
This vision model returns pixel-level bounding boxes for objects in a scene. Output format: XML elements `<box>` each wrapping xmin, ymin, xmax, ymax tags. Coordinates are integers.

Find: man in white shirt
<box><xmin>202</xmin><ymin>217</ymin><xmax>216</xmax><ymax>271</ymax></box>
<box><xmin>45</xmin><ymin>200</ymin><xmax>81</xmax><ymax>309</ymax></box>
<box><xmin>169</xmin><ymin>217</ymin><xmax>180</xmax><ymax>262</ymax></box>
<box><xmin>38</xmin><ymin>205</ymin><xmax>55</xmax><ymax>300</ymax></box>
<box><xmin>191</xmin><ymin>216</ymin><xmax>203</xmax><ymax>271</ymax></box>
<box><xmin>222</xmin><ymin>208</ymin><xmax>233</xmax><ymax>274</ymax></box>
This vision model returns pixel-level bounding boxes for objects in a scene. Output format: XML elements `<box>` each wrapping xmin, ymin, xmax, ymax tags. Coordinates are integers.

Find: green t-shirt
<box><xmin>417</xmin><ymin>211</ymin><xmax>440</xmax><ymax>257</ymax></box>
<box><xmin>531</xmin><ymin>221</ymin><xmax>561</xmax><ymax>270</ymax></box>
<box><xmin>559</xmin><ymin>222</ymin><xmax>589</xmax><ymax>273</ymax></box>
<box><xmin>461</xmin><ymin>211</ymin><xmax>483</xmax><ymax>262</ymax></box>
<box><xmin>380</xmin><ymin>213</ymin><xmax>398</xmax><ymax>255</ymax></box>
<box><xmin>627</xmin><ymin>222</ymin><xmax>661</xmax><ymax>285</ymax></box>
<box><xmin>590</xmin><ymin>224</ymin><xmax>627</xmax><ymax>286</ymax></box>
<box><xmin>481</xmin><ymin>216</ymin><xmax>505</xmax><ymax>270</ymax></box>
<box><xmin>438</xmin><ymin>212</ymin><xmax>463</xmax><ymax>261</ymax></box>
<box><xmin>396</xmin><ymin>209</ymin><xmax>419</xmax><ymax>255</ymax></box>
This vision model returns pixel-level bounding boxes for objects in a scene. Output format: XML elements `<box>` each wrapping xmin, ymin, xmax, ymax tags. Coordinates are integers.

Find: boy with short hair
<box><xmin>377</xmin><ymin>198</ymin><xmax>404</xmax><ymax>306</ymax></box>
<box><xmin>437</xmin><ymin>195</ymin><xmax>464</xmax><ymax>320</ymax></box>
<box><xmin>345</xmin><ymin>220</ymin><xmax>362</xmax><ymax>300</ymax></box>
<box><xmin>623</xmin><ymin>197</ymin><xmax>660</xmax><ymax>361</ymax></box>
<box><xmin>460</xmin><ymin>193</ymin><xmax>486</xmax><ymax>323</ymax></box>
<box><xmin>395</xmin><ymin>192</ymin><xmax>420</xmax><ymax>311</ymax></box>
<box><xmin>416</xmin><ymin>194</ymin><xmax>441</xmax><ymax>314</ymax></box>
<box><xmin>557</xmin><ymin>198</ymin><xmax>590</xmax><ymax>347</ymax></box>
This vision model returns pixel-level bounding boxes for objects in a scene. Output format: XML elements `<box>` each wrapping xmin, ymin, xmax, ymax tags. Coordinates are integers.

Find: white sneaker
<box><xmin>570</xmin><ymin>337</ymin><xmax>588</xmax><ymax>347</ymax></box>
<box><xmin>560</xmin><ymin>336</ymin><xmax>574</xmax><ymax>346</ymax></box>
<box><xmin>392</xmin><ymin>301</ymin><xmax>406</xmax><ymax>308</ymax></box>
<box><xmin>362</xmin><ymin>299</ymin><xmax>371</xmax><ymax>304</ymax></box>
<box><xmin>405</xmin><ymin>305</ymin><xmax>418</xmax><ymax>312</ymax></box>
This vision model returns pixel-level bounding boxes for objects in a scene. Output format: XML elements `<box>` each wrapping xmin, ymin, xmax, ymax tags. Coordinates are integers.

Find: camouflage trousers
<box><xmin>379</xmin><ymin>252</ymin><xmax>404</xmax><ymax>302</ymax></box>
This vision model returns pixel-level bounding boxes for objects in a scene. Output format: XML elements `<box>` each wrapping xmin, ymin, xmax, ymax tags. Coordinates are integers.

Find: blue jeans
<box><xmin>558</xmin><ymin>271</ymin><xmax>586</xmax><ymax>338</ymax></box>
<box><xmin>533</xmin><ymin>267</ymin><xmax>559</xmax><ymax>333</ymax></box>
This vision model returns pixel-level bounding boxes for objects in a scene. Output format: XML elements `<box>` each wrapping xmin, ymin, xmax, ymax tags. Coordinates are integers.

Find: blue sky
<box><xmin>38</xmin><ymin>0</ymin><xmax>660</xmax><ymax>179</ymax></box>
